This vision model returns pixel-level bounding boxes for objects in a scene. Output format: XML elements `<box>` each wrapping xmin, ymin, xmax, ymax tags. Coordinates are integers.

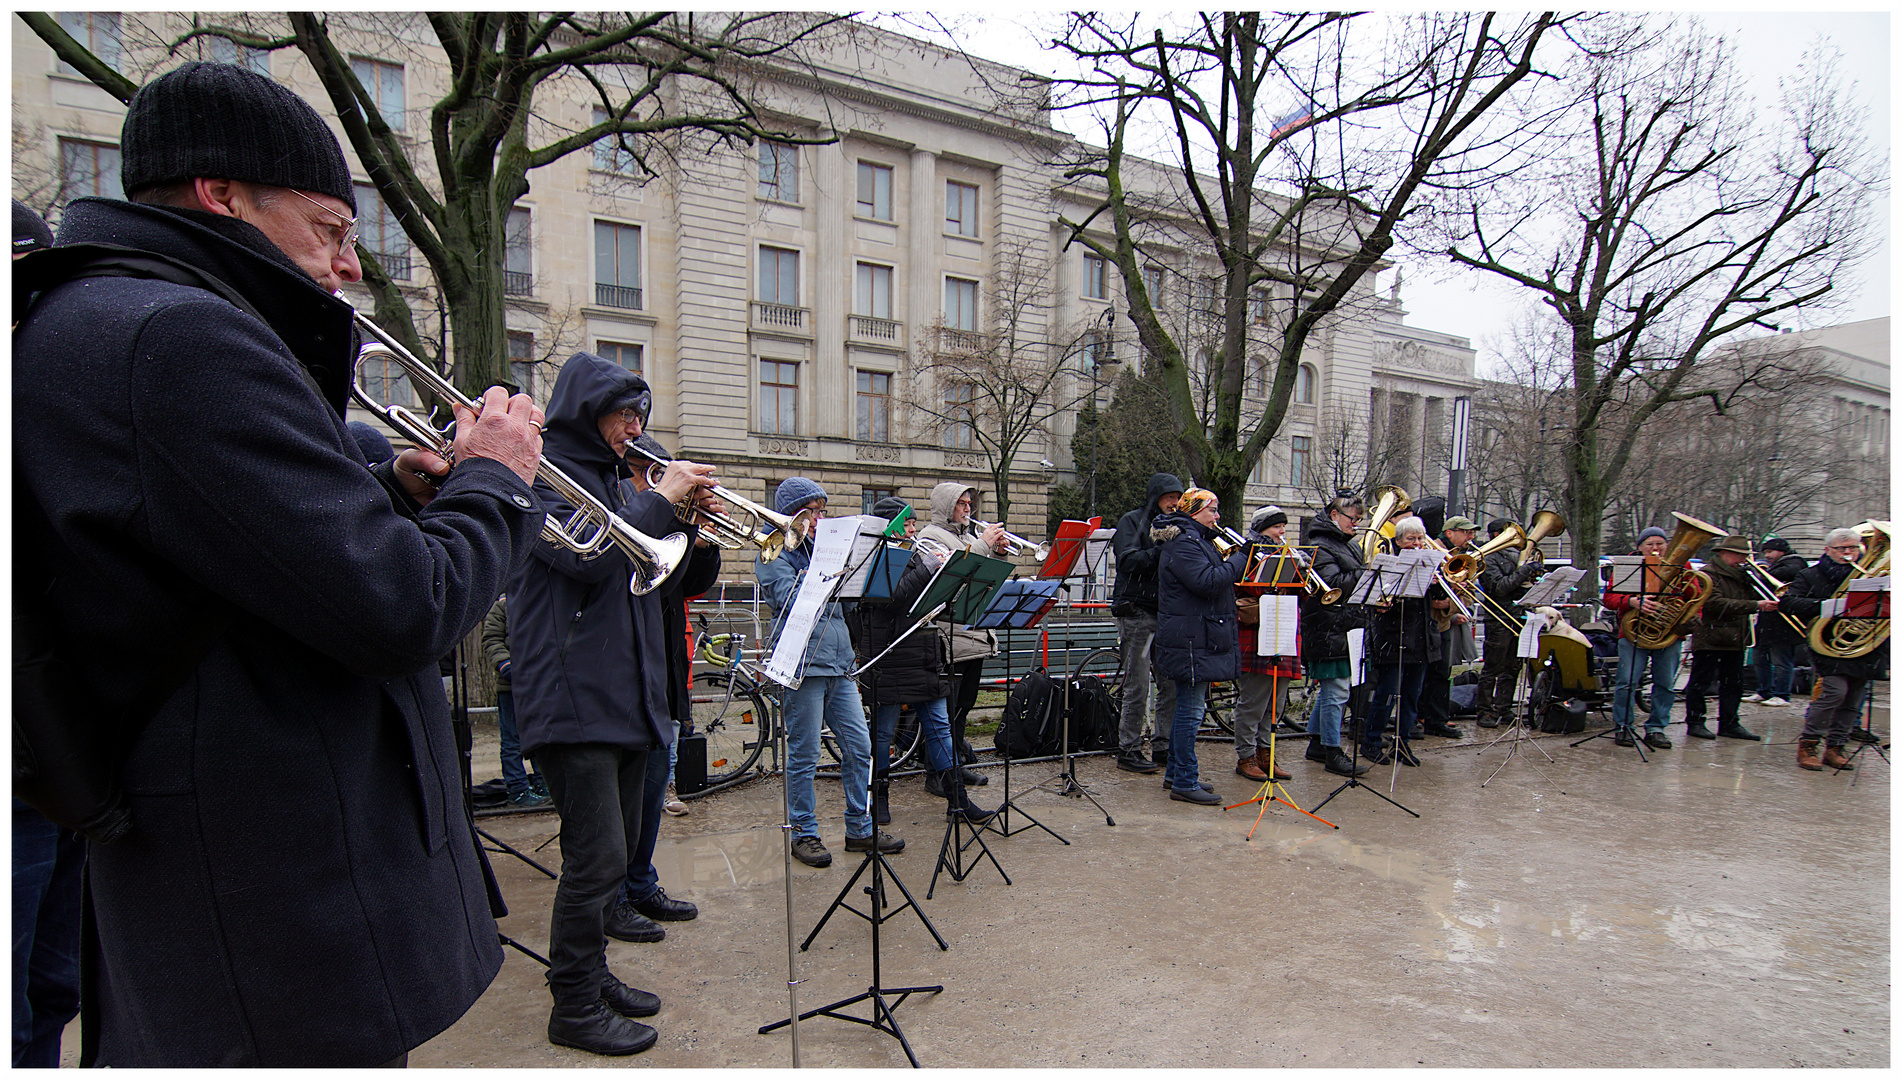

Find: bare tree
<box><xmin>1044</xmin><ymin>11</ymin><xmax>1566</xmax><ymax>524</ymax></box>
<box><xmin>23</xmin><ymin>10</ymin><xmax>846</xmax><ymax>393</ymax></box>
<box><xmin>1443</xmin><ymin>21</ymin><xmax>1882</xmax><ymax>571</ymax></box>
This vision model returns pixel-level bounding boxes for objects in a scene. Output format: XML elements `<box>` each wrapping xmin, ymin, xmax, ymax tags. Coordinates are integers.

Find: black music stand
<box><xmin>969</xmin><ymin>578</ymin><xmax>1071</xmax><ymax>844</ymax></box>
<box><xmin>1571</xmin><ymin>561</ymin><xmax>1654</xmax><ymax>761</ymax></box>
<box><xmin>1312</xmin><ymin>560</ymin><xmax>1419</xmax><ymax>818</ymax></box>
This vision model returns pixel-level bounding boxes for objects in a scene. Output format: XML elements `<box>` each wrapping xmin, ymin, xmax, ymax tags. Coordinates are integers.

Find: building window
<box><xmin>944</xmin><ymin>382</ymin><xmax>975</xmax><ymax>449</ymax></box>
<box><xmin>350</xmin><ymin>57</ymin><xmax>405</xmax><ymax>131</ymax></box>
<box><xmin>56</xmin><ymin>13</ymin><xmax>120</xmax><ymax>75</ymax></box>
<box><xmin>945</xmin><ymin>180</ymin><xmax>978</xmax><ymax>237</ymax></box>
<box><xmin>355</xmin><ymin>182</ymin><xmax>409</xmax><ymax>280</ymax></box>
<box><xmin>1253</xmin><ymin>291</ymin><xmax>1271</xmax><ymax>324</ymax></box>
<box><xmin>861</xmin><ymin>487</ymin><xmax>897</xmax><ymax>515</ymax></box>
<box><xmin>1294</xmin><ymin>363</ymin><xmax>1316</xmax><ymax>405</ymax></box>
<box><xmin>58</xmin><ymin>138</ymin><xmax>120</xmax><ymax>202</ymax></box>
<box><xmin>504</xmin><ymin>208</ymin><xmax>533</xmax><ymax>295</ymax></box>
<box><xmin>1290</xmin><ymin>435</ymin><xmax>1311</xmax><ymax>489</ymax></box>
<box><xmin>594</xmin><ymin>221</ymin><xmax>642</xmax><ymax>309</ymax></box>
<box><xmin>856</xmin><ymin>162</ymin><xmax>893</xmax><ymax>221</ymax></box>
<box><xmin>1083</xmin><ymin>253</ymin><xmax>1110</xmax><ymax>301</ymax></box>
<box><xmin>759</xmin><ymin>142</ymin><xmax>798</xmax><ymax>202</ymax></box>
<box><xmin>209</xmin><ymin>37</ymin><xmax>270</xmax><ymax>76</ymax></box>
<box><xmin>855</xmin><ymin>263</ymin><xmax>893</xmax><ymax>320</ymax></box>
<box><xmin>1253</xmin><ymin>356</ymin><xmax>1269</xmax><ymax>397</ymax></box>
<box><xmin>597</xmin><ymin>341</ymin><xmax>643</xmax><ymax>374</ymax></box>
<box><xmin>758</xmin><ymin>246</ymin><xmax>799</xmax><ymax>306</ymax></box>
<box><xmin>760</xmin><ymin>360</ymin><xmax>798</xmax><ymax>434</ymax></box>
<box><xmin>507</xmin><ymin>332</ymin><xmax>536</xmax><ymax>397</ymax></box>
<box><xmin>592</xmin><ymin>107</ymin><xmax>636</xmax><ymax>174</ymax></box>
<box><xmin>944</xmin><ymin>277</ymin><xmax>978</xmax><ymax>332</ymax></box>
<box><xmin>1143</xmin><ymin>265</ymin><xmax>1165</xmax><ymax>306</ymax></box>
<box><xmin>857</xmin><ymin>370</ymin><xmax>892</xmax><ymax>443</ymax></box>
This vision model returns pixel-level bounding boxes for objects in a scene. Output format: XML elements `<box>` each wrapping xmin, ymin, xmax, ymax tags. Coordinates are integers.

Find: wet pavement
<box><xmin>414</xmin><ymin>697</ymin><xmax>1888</xmax><ymax>1068</ymax></box>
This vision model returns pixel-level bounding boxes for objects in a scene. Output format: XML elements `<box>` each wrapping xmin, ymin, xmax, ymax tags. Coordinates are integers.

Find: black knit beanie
<box><xmin>121</xmin><ymin>62</ymin><xmax>356</xmax><ymax>212</ymax></box>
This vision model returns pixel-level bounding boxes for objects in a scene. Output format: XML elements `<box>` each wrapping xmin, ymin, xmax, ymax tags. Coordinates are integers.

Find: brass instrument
<box><xmin>971</xmin><ymin>519</ymin><xmax>1050</xmax><ymax>562</ymax></box>
<box><xmin>1357</xmin><ymin>485</ymin><xmax>1411</xmax><ymax>564</ymax></box>
<box><xmin>1807</xmin><ymin>521</ymin><xmax>1892</xmax><ymax>659</ymax></box>
<box><xmin>1213</xmin><ymin>526</ymin><xmax>1250</xmax><ymax>558</ymax></box>
<box><xmin>1271</xmin><ymin>542</ymin><xmax>1342</xmax><ymax>605</ymax></box>
<box><xmin>620</xmin><ymin>441</ymin><xmax>800</xmax><ymax>561</ymax></box>
<box><xmin>1743</xmin><ymin>555</ymin><xmax>1808</xmax><ymax>638</ymax></box>
<box><xmin>1453</xmin><ymin>527</ymin><xmax>1537</xmax><ymax>632</ymax></box>
<box><xmin>1423</xmin><ymin>537</ymin><xmax>1479</xmax><ymax>631</ymax></box>
<box><xmin>347</xmin><ymin>318</ymin><xmax>689</xmax><ymax>595</ymax></box>
<box><xmin>1619</xmin><ymin>512</ymin><xmax>1724</xmax><ymax>649</ymax></box>
<box><xmin>1519</xmin><ymin>509</ymin><xmax>1567</xmax><ymax>566</ymax></box>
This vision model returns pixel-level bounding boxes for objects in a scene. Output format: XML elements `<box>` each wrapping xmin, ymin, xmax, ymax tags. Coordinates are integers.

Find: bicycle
<box><xmin>819</xmin><ymin>704</ymin><xmax>924</xmax><ymax>772</ymax></box>
<box><xmin>686</xmin><ymin>632</ymin><xmax>779</xmax><ymax>797</ymax></box>
<box><xmin>1070</xmin><ymin>646</ymin><xmax>1238</xmax><ymax>740</ymax></box>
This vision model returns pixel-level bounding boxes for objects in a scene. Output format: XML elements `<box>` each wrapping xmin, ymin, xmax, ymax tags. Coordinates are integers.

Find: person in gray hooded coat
<box><xmin>916</xmin><ymin>481</ymin><xmax>1010</xmax><ymax>789</ymax></box>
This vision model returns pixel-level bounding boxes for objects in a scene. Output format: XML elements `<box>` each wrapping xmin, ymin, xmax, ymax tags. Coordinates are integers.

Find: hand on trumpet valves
<box><xmin>978</xmin><ymin>522</ymin><xmax>1010</xmax><ymax>556</ymax></box>
<box><xmin>652</xmin><ymin>459</ymin><xmax>716</xmax><ymax>505</ymax></box>
<box><xmin>451</xmin><ymin>384</ymin><xmax>545</xmax><ymax>487</ymax></box>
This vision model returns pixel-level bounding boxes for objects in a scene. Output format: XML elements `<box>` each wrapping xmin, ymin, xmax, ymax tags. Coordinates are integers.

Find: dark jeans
<box><xmin>1683</xmin><ymin>649</ymin><xmax>1745</xmax><ymax>729</ymax></box>
<box><xmin>1752</xmin><ymin>641</ymin><xmax>1795</xmax><ymax>700</ymax></box>
<box><xmin>948</xmin><ymin>658</ymin><xmax>984</xmax><ymax>762</ymax></box>
<box><xmin>1419</xmin><ymin>651</ymin><xmax>1453</xmax><ymax>726</ymax></box>
<box><xmin>12</xmin><ymin>802</ymin><xmax>82</xmax><ymax>1068</ymax></box>
<box><xmin>494</xmin><ymin>690</ymin><xmax>541</xmax><ymax>799</ymax></box>
<box><xmin>1477</xmin><ymin>631</ymin><xmax>1523</xmax><ymax>721</ymax></box>
<box><xmin>1363</xmin><ymin>662</ymin><xmax>1427</xmax><ymax>751</ymax></box>
<box><xmin>538</xmin><ymin>744</ymin><xmax>649</xmax><ymax>1008</ymax></box>
<box><xmin>619</xmin><ymin>738</ymin><xmax>674</xmax><ymax>908</ymax></box>
<box><xmin>1802</xmin><ymin>675</ymin><xmax>1870</xmax><ymax>747</ymax></box>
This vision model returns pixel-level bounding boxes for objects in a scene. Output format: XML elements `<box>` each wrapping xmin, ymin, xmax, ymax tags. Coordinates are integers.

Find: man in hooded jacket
<box><xmin>1109</xmin><ymin>473</ymin><xmax>1185</xmax><ymax>772</ymax></box>
<box><xmin>12</xmin><ymin>62</ymin><xmax>546</xmax><ymax>1066</ymax></box>
<box><xmin>508</xmin><ymin>352</ymin><xmax>715</xmax><ymax>1056</ymax></box>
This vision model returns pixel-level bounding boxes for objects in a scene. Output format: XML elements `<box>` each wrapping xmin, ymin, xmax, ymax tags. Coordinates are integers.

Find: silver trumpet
<box><xmin>347</xmin><ymin>313</ymin><xmax>689</xmax><ymax>595</ymax></box>
<box><xmin>620</xmin><ymin>440</ymin><xmax>800</xmax><ymax>562</ymax></box>
<box><xmin>971</xmin><ymin>519</ymin><xmax>1049</xmax><ymax>562</ymax></box>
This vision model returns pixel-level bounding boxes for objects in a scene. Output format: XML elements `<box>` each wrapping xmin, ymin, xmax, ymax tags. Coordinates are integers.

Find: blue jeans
<box><xmin>12</xmin><ymin>802</ymin><xmax>82</xmax><ymax>1068</ymax></box>
<box><xmin>1310</xmin><ymin>676</ymin><xmax>1351</xmax><ymax>748</ymax></box>
<box><xmin>1612</xmin><ymin>638</ymin><xmax>1681</xmax><ymax>733</ymax></box>
<box><xmin>877</xmin><ymin>698</ymin><xmax>954</xmax><ymax>773</ymax></box>
<box><xmin>1167</xmin><ymin>680</ymin><xmax>1209</xmax><ymax>792</ymax></box>
<box><xmin>1363</xmin><ymin>662</ymin><xmax>1427</xmax><ymax>751</ymax></box>
<box><xmin>781</xmin><ymin>675</ymin><xmax>872</xmax><ymax>840</ymax></box>
<box><xmin>1752</xmin><ymin>641</ymin><xmax>1794</xmax><ymax>700</ymax></box>
<box><xmin>494</xmin><ymin>689</ymin><xmax>541</xmax><ymax>798</ymax></box>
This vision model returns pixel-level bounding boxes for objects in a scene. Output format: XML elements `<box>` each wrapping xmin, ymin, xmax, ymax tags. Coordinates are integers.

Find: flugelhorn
<box><xmin>1619</xmin><ymin>512</ymin><xmax>1723</xmax><ymax>649</ymax></box>
<box><xmin>1807</xmin><ymin>520</ymin><xmax>1891</xmax><ymax>659</ymax></box>
<box><xmin>620</xmin><ymin>440</ymin><xmax>800</xmax><ymax>561</ymax></box>
<box><xmin>971</xmin><ymin>519</ymin><xmax>1049</xmax><ymax>562</ymax></box>
<box><xmin>347</xmin><ymin>315</ymin><xmax>689</xmax><ymax>595</ymax></box>
<box><xmin>1357</xmin><ymin>485</ymin><xmax>1410</xmax><ymax>564</ymax></box>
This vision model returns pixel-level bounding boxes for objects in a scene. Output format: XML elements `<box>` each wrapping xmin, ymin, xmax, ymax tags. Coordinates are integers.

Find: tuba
<box><xmin>1619</xmin><ymin>512</ymin><xmax>1724</xmax><ymax>649</ymax></box>
<box><xmin>1357</xmin><ymin>485</ymin><xmax>1411</xmax><ymax>564</ymax></box>
<box><xmin>1807</xmin><ymin>521</ymin><xmax>1892</xmax><ymax>659</ymax></box>
<box><xmin>1519</xmin><ymin>509</ymin><xmax>1567</xmax><ymax>566</ymax></box>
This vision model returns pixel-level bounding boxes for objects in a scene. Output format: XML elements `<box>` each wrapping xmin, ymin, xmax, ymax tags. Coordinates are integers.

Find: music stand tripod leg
<box><xmin>985</xmin><ymin>741</ymin><xmax>1069</xmax><ymax>843</ymax></box>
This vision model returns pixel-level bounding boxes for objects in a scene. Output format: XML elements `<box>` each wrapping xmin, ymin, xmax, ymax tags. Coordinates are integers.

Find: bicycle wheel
<box><xmin>822</xmin><ymin>706</ymin><xmax>923</xmax><ymax>770</ymax></box>
<box><xmin>689</xmin><ymin>670</ymin><xmax>771</xmax><ymax>791</ymax></box>
<box><xmin>1202</xmin><ymin>681</ymin><xmax>1237</xmax><ymax>736</ymax></box>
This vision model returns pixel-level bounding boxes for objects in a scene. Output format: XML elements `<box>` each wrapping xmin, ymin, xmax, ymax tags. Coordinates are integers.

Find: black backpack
<box><xmin>1065</xmin><ymin>674</ymin><xmax>1119</xmax><ymax>752</ymax></box>
<box><xmin>995</xmin><ymin>667</ymin><xmax>1061</xmax><ymax>759</ymax></box>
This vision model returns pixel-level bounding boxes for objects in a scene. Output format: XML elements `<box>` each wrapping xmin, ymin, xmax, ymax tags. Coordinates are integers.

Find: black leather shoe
<box><xmin>1850</xmin><ymin>727</ymin><xmax>1881</xmax><ymax>745</ymax></box>
<box><xmin>1324</xmin><ymin>748</ymin><xmax>1370</xmax><ymax>777</ymax></box>
<box><xmin>1717</xmin><ymin>722</ymin><xmax>1761</xmax><ymax>742</ymax></box>
<box><xmin>844</xmin><ymin>829</ymin><xmax>905</xmax><ymax>854</ymax></box>
<box><xmin>1686</xmin><ymin>722</ymin><xmax>1715</xmax><ymax>740</ymax></box>
<box><xmin>1117</xmin><ymin>752</ymin><xmax>1163</xmax><ymax>773</ymax></box>
<box><xmin>604</xmin><ymin>902</ymin><xmax>665</xmax><ymax>943</ymax></box>
<box><xmin>548</xmin><ymin>999</ymin><xmax>657</xmax><ymax>1056</ymax></box>
<box><xmin>634</xmin><ymin>887</ymin><xmax>698</xmax><ymax>922</ymax></box>
<box><xmin>1360</xmin><ymin>744</ymin><xmax>1391</xmax><ymax>765</ymax></box>
<box><xmin>959</xmin><ymin>766</ymin><xmax>989</xmax><ymax>786</ymax></box>
<box><xmin>1151</xmin><ymin>744</ymin><xmax>1169</xmax><ymax>766</ymax></box>
<box><xmin>923</xmin><ymin>770</ymin><xmax>949</xmax><ymax>797</ymax></box>
<box><xmin>1423</xmin><ymin>722</ymin><xmax>1463</xmax><ymax>739</ymax></box>
<box><xmin>1644</xmin><ymin>731</ymin><xmax>1673</xmax><ymax>750</ymax></box>
<box><xmin>1304</xmin><ymin>735</ymin><xmax>1328</xmax><ymax>763</ymax></box>
<box><xmin>600</xmin><ymin>973</ymin><xmax>661</xmax><ymax>1018</ymax></box>
<box><xmin>1393</xmin><ymin>743</ymin><xmax>1421</xmax><ymax>767</ymax></box>
<box><xmin>1614</xmin><ymin>728</ymin><xmax>1636</xmax><ymax>747</ymax></box>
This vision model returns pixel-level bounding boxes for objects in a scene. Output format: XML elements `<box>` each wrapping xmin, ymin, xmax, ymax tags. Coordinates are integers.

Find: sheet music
<box><xmin>1083</xmin><ymin>529</ymin><xmax>1115</xmax><ymax>577</ymax></box>
<box><xmin>1259</xmin><ymin>594</ymin><xmax>1301</xmax><ymax>655</ymax></box>
<box><xmin>1521</xmin><ymin>566</ymin><xmax>1587</xmax><ymax>608</ymax></box>
<box><xmin>1516</xmin><ymin>610</ymin><xmax>1548</xmax><ymax>659</ymax></box>
<box><xmin>832</xmin><ymin>515</ymin><xmax>905</xmax><ymax>599</ymax></box>
<box><xmin>1347</xmin><ymin>555</ymin><xmax>1404</xmax><ymax>605</ymax></box>
<box><xmin>1606</xmin><ymin>556</ymin><xmax>1647</xmax><ymax>595</ymax></box>
<box><xmin>1346</xmin><ymin>628</ymin><xmax>1366</xmax><ymax>685</ymax></box>
<box><xmin>763</xmin><ymin>517</ymin><xmax>857</xmax><ymax>688</ymax></box>
<box><xmin>1394</xmin><ymin>548</ymin><xmax>1443</xmax><ymax>598</ymax></box>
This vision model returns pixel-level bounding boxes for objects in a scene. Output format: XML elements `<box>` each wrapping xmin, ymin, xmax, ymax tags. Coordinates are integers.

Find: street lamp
<box><xmin>1087</xmin><ymin>307</ymin><xmax>1119</xmax><ymax>520</ymax></box>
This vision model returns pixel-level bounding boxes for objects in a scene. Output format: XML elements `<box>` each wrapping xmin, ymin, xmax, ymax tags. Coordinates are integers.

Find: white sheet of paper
<box><xmin>1522</xmin><ymin>566</ymin><xmax>1587</xmax><ymax>608</ymax></box>
<box><xmin>1396</xmin><ymin>547</ymin><xmax>1443</xmax><ymax>598</ymax></box>
<box><xmin>1819</xmin><ymin>597</ymin><xmax>1847</xmax><ymax>619</ymax></box>
<box><xmin>1259</xmin><ymin>594</ymin><xmax>1301</xmax><ymax>655</ymax></box>
<box><xmin>1517</xmin><ymin>610</ymin><xmax>1548</xmax><ymax>659</ymax></box>
<box><xmin>763</xmin><ymin>517</ymin><xmax>858</xmax><ymax>688</ymax></box>
<box><xmin>1346</xmin><ymin>628</ymin><xmax>1366</xmax><ymax>685</ymax></box>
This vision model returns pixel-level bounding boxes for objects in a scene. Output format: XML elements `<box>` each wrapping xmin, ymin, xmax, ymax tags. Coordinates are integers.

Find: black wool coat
<box><xmin>1152</xmin><ymin>512</ymin><xmax>1246</xmax><ymax>684</ymax></box>
<box><xmin>14</xmin><ymin>198</ymin><xmax>542</xmax><ymax>1066</ymax></box>
<box><xmin>1301</xmin><ymin>515</ymin><xmax>1372</xmax><ymax>663</ymax></box>
<box><xmin>1779</xmin><ymin>556</ymin><xmax>1889</xmax><ymax>680</ymax></box>
<box><xmin>851</xmin><ymin>550</ymin><xmax>951</xmax><ymax>706</ymax></box>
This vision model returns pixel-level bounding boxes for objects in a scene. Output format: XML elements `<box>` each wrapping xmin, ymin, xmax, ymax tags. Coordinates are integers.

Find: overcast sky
<box><xmin>879</xmin><ymin>10</ymin><xmax>1891</xmax><ymax>374</ymax></box>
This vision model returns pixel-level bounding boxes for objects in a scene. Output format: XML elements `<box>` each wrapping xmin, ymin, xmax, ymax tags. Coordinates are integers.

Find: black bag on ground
<box><xmin>1064</xmin><ymin>674</ymin><xmax>1119</xmax><ymax>752</ymax></box>
<box><xmin>995</xmin><ymin>667</ymin><xmax>1060</xmax><ymax>759</ymax></box>
<box><xmin>1540</xmin><ymin>697</ymin><xmax>1589</xmax><ymax>734</ymax></box>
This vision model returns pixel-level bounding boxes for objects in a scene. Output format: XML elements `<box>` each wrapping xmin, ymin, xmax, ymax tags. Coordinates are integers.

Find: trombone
<box><xmin>1743</xmin><ymin>555</ymin><xmax>1808</xmax><ymax>637</ymax></box>
<box><xmin>620</xmin><ymin>441</ymin><xmax>801</xmax><ymax>562</ymax></box>
<box><xmin>347</xmin><ymin>314</ymin><xmax>689</xmax><ymax>595</ymax></box>
<box><xmin>971</xmin><ymin>519</ymin><xmax>1049</xmax><ymax>562</ymax></box>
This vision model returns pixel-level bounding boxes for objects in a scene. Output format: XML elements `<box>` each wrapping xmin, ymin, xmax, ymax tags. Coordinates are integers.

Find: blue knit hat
<box><xmin>775</xmin><ymin>477</ymin><xmax>827</xmax><ymax>516</ymax></box>
<box><xmin>1636</xmin><ymin>526</ymin><xmax>1668</xmax><ymax>545</ymax></box>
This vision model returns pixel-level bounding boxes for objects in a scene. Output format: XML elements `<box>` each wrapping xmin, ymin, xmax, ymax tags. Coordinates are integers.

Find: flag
<box><xmin>1269</xmin><ymin>103</ymin><xmax>1315</xmax><ymax>139</ymax></box>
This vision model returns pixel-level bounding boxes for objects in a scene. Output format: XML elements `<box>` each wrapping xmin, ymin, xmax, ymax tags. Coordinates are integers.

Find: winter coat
<box><xmin>1109</xmin><ymin>472</ymin><xmax>1184</xmax><ymax>616</ymax></box>
<box><xmin>1151</xmin><ymin>511</ymin><xmax>1247</xmax><ymax>684</ymax></box>
<box><xmin>482</xmin><ymin>596</ymin><xmax>512</xmax><ymax>692</ymax></box>
<box><xmin>1301</xmin><ymin>514</ymin><xmax>1372</xmax><ymax>663</ymax></box>
<box><xmin>916</xmin><ymin>481</ymin><xmax>997</xmax><ymax>664</ymax></box>
<box><xmin>1755</xmin><ymin>552</ymin><xmax>1810</xmax><ymax>647</ymax></box>
<box><xmin>1367</xmin><ymin>578</ymin><xmax>1443</xmax><ymax>665</ymax></box>
<box><xmin>1779</xmin><ymin>556</ymin><xmax>1889</xmax><ymax>680</ymax></box>
<box><xmin>1686</xmin><ymin>556</ymin><xmax>1759</xmax><ymax>652</ymax></box>
<box><xmin>1480</xmin><ymin>547</ymin><xmax>1544</xmax><ymax>638</ymax></box>
<box><xmin>756</xmin><ymin>530</ymin><xmax>858</xmax><ymax>676</ymax></box>
<box><xmin>13</xmin><ymin>198</ymin><xmax>542</xmax><ymax>1066</ymax></box>
<box><xmin>849</xmin><ymin>549</ymin><xmax>950</xmax><ymax>706</ymax></box>
<box><xmin>507</xmin><ymin>353</ymin><xmax>698</xmax><ymax>756</ymax></box>
<box><xmin>620</xmin><ymin>475</ymin><xmax>722</xmax><ymax>723</ymax></box>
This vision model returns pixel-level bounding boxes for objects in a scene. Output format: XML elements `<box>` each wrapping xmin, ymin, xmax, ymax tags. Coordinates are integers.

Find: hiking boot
<box><xmin>1236</xmin><ymin>756</ymin><xmax>1269</xmax><ymax>781</ymax></box>
<box><xmin>1255</xmin><ymin>747</ymin><xmax>1290</xmax><ymax>781</ymax></box>
<box><xmin>1324</xmin><ymin>747</ymin><xmax>1369</xmax><ymax>777</ymax></box>
<box><xmin>1614</xmin><ymin>728</ymin><xmax>1636</xmax><ymax>747</ymax></box>
<box><xmin>1304</xmin><ymin>734</ymin><xmax>1328</xmax><ymax>763</ymax></box>
<box><xmin>923</xmin><ymin>770</ymin><xmax>950</xmax><ymax>797</ymax></box>
<box><xmin>1822</xmin><ymin>745</ymin><xmax>1856</xmax><ymax>771</ymax></box>
<box><xmin>959</xmin><ymin>766</ymin><xmax>989</xmax><ymax>786</ymax></box>
<box><xmin>1117</xmin><ymin>751</ymin><xmax>1163</xmax><ymax>774</ymax></box>
<box><xmin>1797</xmin><ymin>739</ymin><xmax>1823</xmax><ymax>771</ymax></box>
<box><xmin>547</xmin><ymin>999</ymin><xmax>656</xmax><ymax>1056</ymax></box>
<box><xmin>1644</xmin><ymin>731</ymin><xmax>1673</xmax><ymax>750</ymax></box>
<box><xmin>1686</xmin><ymin>721</ymin><xmax>1715</xmax><ymax>740</ymax></box>
<box><xmin>599</xmin><ymin>973</ymin><xmax>661</xmax><ymax>1019</ymax></box>
<box><xmin>844</xmin><ymin>830</ymin><xmax>906</xmax><ymax>854</ymax></box>
<box><xmin>790</xmin><ymin>836</ymin><xmax>832</xmax><ymax>868</ymax></box>
<box><xmin>1717</xmin><ymin>721</ymin><xmax>1761</xmax><ymax>742</ymax></box>
<box><xmin>604</xmin><ymin>902</ymin><xmax>665</xmax><ymax>944</ymax></box>
<box><xmin>1169</xmin><ymin>786</ymin><xmax>1221</xmax><ymax>805</ymax></box>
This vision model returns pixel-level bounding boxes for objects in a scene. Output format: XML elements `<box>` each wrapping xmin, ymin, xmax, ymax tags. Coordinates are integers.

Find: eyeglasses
<box><xmin>617</xmin><ymin>408</ymin><xmax>644</xmax><ymax>425</ymax></box>
<box><xmin>288</xmin><ymin>189</ymin><xmax>360</xmax><ymax>256</ymax></box>
<box><xmin>1827</xmin><ymin>544</ymin><xmax>1862</xmax><ymax>553</ymax></box>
